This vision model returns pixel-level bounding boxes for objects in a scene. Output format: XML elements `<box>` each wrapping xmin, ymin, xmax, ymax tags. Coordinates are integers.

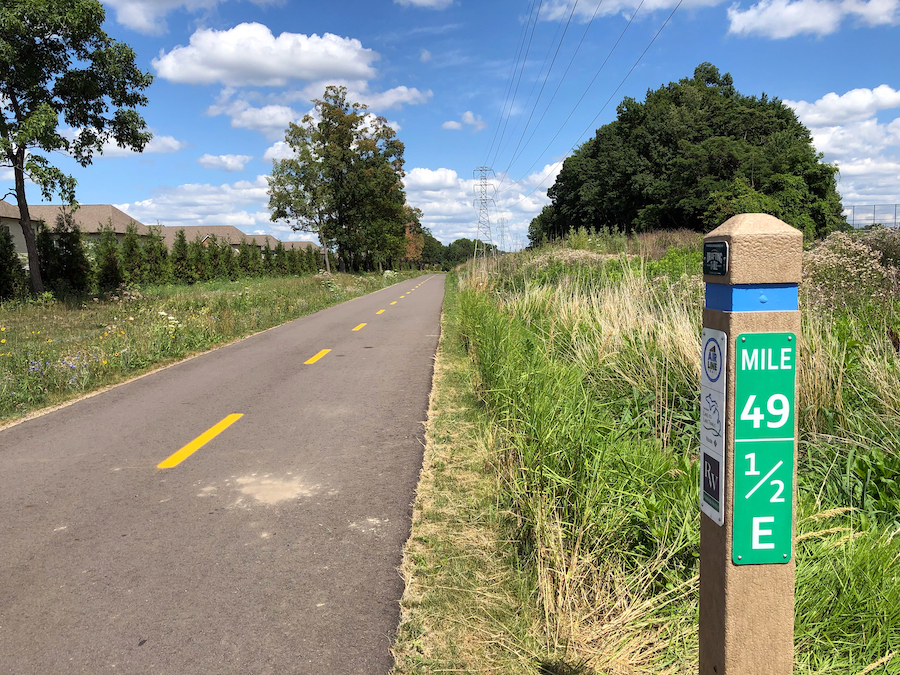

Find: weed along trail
<box><xmin>0</xmin><ymin>275</ymin><xmax>445</xmax><ymax>674</ymax></box>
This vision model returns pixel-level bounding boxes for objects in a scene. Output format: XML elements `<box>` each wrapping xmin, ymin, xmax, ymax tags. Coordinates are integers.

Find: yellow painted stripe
<box><xmin>352</xmin><ymin>323</ymin><xmax>367</xmax><ymax>331</ymax></box>
<box><xmin>400</xmin><ymin>295</ymin><xmax>405</xmax><ymax>298</ymax></box>
<box><xmin>390</xmin><ymin>301</ymin><xmax>397</xmax><ymax>305</ymax></box>
<box><xmin>158</xmin><ymin>414</ymin><xmax>243</xmax><ymax>469</ymax></box>
<box><xmin>376</xmin><ymin>309</ymin><xmax>385</xmax><ymax>314</ymax></box>
<box><xmin>304</xmin><ymin>348</ymin><xmax>331</xmax><ymax>364</ymax></box>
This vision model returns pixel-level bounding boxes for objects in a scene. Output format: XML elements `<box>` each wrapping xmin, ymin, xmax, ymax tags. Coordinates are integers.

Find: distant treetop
<box><xmin>530</xmin><ymin>63</ymin><xmax>846</xmax><ymax>245</ymax></box>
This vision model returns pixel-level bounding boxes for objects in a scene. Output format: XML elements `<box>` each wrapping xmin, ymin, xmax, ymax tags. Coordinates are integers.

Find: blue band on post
<box><xmin>705</xmin><ymin>283</ymin><xmax>799</xmax><ymax>312</ymax></box>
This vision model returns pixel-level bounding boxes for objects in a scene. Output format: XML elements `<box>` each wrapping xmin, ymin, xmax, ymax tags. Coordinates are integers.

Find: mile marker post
<box><xmin>699</xmin><ymin>214</ymin><xmax>802</xmax><ymax>675</ymax></box>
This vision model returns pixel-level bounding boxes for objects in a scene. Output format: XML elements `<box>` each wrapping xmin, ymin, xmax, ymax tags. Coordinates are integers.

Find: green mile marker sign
<box><xmin>733</xmin><ymin>332</ymin><xmax>796</xmax><ymax>565</ymax></box>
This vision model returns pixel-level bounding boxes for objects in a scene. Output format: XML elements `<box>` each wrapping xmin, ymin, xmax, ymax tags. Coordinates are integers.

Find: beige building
<box><xmin>159</xmin><ymin>226</ymin><xmax>318</xmax><ymax>254</ymax></box>
<box><xmin>0</xmin><ymin>200</ymin><xmax>319</xmax><ymax>258</ymax></box>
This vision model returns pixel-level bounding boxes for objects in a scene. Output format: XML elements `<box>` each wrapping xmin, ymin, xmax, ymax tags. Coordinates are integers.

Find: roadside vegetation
<box><xmin>0</xmin><ymin>270</ymin><xmax>424</xmax><ymax>423</ymax></box>
<box><xmin>402</xmin><ymin>226</ymin><xmax>900</xmax><ymax>673</ymax></box>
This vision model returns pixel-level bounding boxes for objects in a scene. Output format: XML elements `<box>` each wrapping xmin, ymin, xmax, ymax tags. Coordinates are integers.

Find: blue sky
<box><xmin>5</xmin><ymin>0</ymin><xmax>900</xmax><ymax>246</ymax></box>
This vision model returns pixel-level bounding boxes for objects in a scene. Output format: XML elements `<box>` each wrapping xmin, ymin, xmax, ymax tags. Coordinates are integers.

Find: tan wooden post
<box><xmin>699</xmin><ymin>214</ymin><xmax>802</xmax><ymax>674</ymax></box>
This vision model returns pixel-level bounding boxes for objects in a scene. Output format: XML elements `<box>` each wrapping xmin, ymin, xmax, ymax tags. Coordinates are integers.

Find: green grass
<box><xmin>450</xmin><ymin>239</ymin><xmax>900</xmax><ymax>673</ymax></box>
<box><xmin>0</xmin><ymin>271</ymin><xmax>426</xmax><ymax>423</ymax></box>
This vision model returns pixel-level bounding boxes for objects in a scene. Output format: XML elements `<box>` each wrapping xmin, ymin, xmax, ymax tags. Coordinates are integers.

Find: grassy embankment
<box><xmin>397</xmin><ymin>228</ymin><xmax>900</xmax><ymax>674</ymax></box>
<box><xmin>0</xmin><ymin>271</ymin><xmax>424</xmax><ymax>424</ymax></box>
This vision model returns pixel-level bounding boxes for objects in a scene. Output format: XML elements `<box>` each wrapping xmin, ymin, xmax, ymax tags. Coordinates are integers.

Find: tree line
<box><xmin>530</xmin><ymin>63</ymin><xmax>847</xmax><ymax>245</ymax></box>
<box><xmin>0</xmin><ymin>213</ymin><xmax>327</xmax><ymax>300</ymax></box>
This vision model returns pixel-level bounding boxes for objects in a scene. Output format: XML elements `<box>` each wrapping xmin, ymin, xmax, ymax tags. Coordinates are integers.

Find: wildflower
<box><xmin>0</xmin><ymin>339</ymin><xmax>5</xmax><ymax>344</ymax></box>
<box><xmin>102</xmin><ymin>360</ymin><xmax>107</xmax><ymax>365</ymax></box>
<box><xmin>0</xmin><ymin>327</ymin><xmax>5</xmax><ymax>331</ymax></box>
<box><xmin>46</xmin><ymin>339</ymin><xmax>52</xmax><ymax>343</ymax></box>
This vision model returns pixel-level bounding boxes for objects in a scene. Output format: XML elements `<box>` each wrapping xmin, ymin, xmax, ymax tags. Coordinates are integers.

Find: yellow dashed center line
<box><xmin>376</xmin><ymin>309</ymin><xmax>385</xmax><ymax>314</ymax></box>
<box><xmin>352</xmin><ymin>323</ymin><xmax>367</xmax><ymax>331</ymax></box>
<box><xmin>304</xmin><ymin>348</ymin><xmax>331</xmax><ymax>364</ymax></box>
<box><xmin>390</xmin><ymin>301</ymin><xmax>397</xmax><ymax>305</ymax></box>
<box><xmin>400</xmin><ymin>295</ymin><xmax>405</xmax><ymax>298</ymax></box>
<box><xmin>158</xmin><ymin>414</ymin><xmax>243</xmax><ymax>469</ymax></box>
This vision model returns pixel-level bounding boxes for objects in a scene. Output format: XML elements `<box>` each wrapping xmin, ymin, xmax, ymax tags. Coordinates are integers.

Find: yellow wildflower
<box><xmin>0</xmin><ymin>339</ymin><xmax>5</xmax><ymax>344</ymax></box>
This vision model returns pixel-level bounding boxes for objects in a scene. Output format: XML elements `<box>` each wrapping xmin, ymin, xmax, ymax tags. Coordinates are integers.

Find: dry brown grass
<box><xmin>391</xmin><ymin>284</ymin><xmax>545</xmax><ymax>675</ymax></box>
<box><xmin>634</xmin><ymin>229</ymin><xmax>702</xmax><ymax>260</ymax></box>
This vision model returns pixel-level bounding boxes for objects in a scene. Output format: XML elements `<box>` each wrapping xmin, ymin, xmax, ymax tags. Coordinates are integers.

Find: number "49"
<box><xmin>740</xmin><ymin>394</ymin><xmax>789</xmax><ymax>429</ymax></box>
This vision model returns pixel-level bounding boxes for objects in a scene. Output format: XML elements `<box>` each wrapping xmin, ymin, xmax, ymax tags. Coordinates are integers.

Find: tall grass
<box><xmin>0</xmin><ymin>271</ymin><xmax>424</xmax><ymax>421</ymax></box>
<box><xmin>456</xmin><ymin>231</ymin><xmax>900</xmax><ymax>673</ymax></box>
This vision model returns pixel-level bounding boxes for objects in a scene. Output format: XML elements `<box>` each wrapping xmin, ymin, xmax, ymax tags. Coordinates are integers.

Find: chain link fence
<box><xmin>844</xmin><ymin>204</ymin><xmax>900</xmax><ymax>228</ymax></box>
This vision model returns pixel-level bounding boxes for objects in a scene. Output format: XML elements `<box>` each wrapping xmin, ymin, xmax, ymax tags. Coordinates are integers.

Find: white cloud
<box><xmin>153</xmin><ymin>23</ymin><xmax>378</xmax><ymax>87</ymax></box>
<box><xmin>405</xmin><ymin>167</ymin><xmax>462</xmax><ymax>191</ymax></box>
<box><xmin>103</xmin><ymin>0</ymin><xmax>216</xmax><ymax>35</ymax></box>
<box><xmin>727</xmin><ymin>0</ymin><xmax>899</xmax><ymax>38</ymax></box>
<box><xmin>442</xmin><ymin>111</ymin><xmax>486</xmax><ymax>132</ymax></box>
<box><xmin>197</xmin><ymin>153</ymin><xmax>253</xmax><ymax>171</ymax></box>
<box><xmin>403</xmin><ymin>166</ymin><xmax>553</xmax><ymax>247</ymax></box>
<box><xmin>61</xmin><ymin>129</ymin><xmax>187</xmax><ymax>157</ymax></box>
<box><xmin>113</xmin><ymin>174</ymin><xmax>317</xmax><ymax>243</ymax></box>
<box><xmin>100</xmin><ymin>135</ymin><xmax>187</xmax><ymax>157</ymax></box>
<box><xmin>263</xmin><ymin>141</ymin><xmax>296</xmax><ymax>162</ymax></box>
<box><xmin>116</xmin><ymin>175</ymin><xmax>270</xmax><ymax>228</ymax></box>
<box><xmin>394</xmin><ymin>0</ymin><xmax>454</xmax><ymax>8</ymax></box>
<box><xmin>788</xmin><ymin>85</ymin><xmax>900</xmax><ymax>207</ymax></box>
<box><xmin>784</xmin><ymin>85</ymin><xmax>900</xmax><ymax>125</ymax></box>
<box><xmin>420</xmin><ymin>49</ymin><xmax>432</xmax><ymax>63</ymax></box>
<box><xmin>207</xmin><ymin>88</ymin><xmax>411</xmax><ymax>139</ymax></box>
<box><xmin>360</xmin><ymin>86</ymin><xmax>432</xmax><ymax>110</ymax></box>
<box><xmin>207</xmin><ymin>97</ymin><xmax>300</xmax><ymax>139</ymax></box>
<box><xmin>542</xmin><ymin>0</ymin><xmax>721</xmax><ymax>22</ymax></box>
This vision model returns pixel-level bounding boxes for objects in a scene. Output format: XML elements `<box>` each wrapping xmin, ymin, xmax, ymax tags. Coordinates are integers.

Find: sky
<box><xmin>4</xmin><ymin>0</ymin><xmax>900</xmax><ymax>247</ymax></box>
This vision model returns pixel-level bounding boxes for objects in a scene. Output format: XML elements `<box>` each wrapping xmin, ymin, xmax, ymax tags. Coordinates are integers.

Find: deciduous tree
<box><xmin>0</xmin><ymin>0</ymin><xmax>153</xmax><ymax>292</ymax></box>
<box><xmin>531</xmin><ymin>63</ymin><xmax>845</xmax><ymax>243</ymax></box>
<box><xmin>267</xmin><ymin>86</ymin><xmax>408</xmax><ymax>273</ymax></box>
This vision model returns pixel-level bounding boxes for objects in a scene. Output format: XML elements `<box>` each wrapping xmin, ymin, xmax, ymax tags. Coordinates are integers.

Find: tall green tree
<box><xmin>38</xmin><ymin>211</ymin><xmax>90</xmax><ymax>295</ymax></box>
<box><xmin>0</xmin><ymin>0</ymin><xmax>153</xmax><ymax>293</ymax></box>
<box><xmin>267</xmin><ymin>85</ymin><xmax>408</xmax><ymax>273</ymax></box>
<box><xmin>532</xmin><ymin>63</ymin><xmax>845</xmax><ymax>243</ymax></box>
<box><xmin>237</xmin><ymin>238</ymin><xmax>254</xmax><ymax>277</ymax></box>
<box><xmin>0</xmin><ymin>223</ymin><xmax>27</xmax><ymax>299</ymax></box>
<box><xmin>187</xmin><ymin>235</ymin><xmax>206</xmax><ymax>282</ymax></box>
<box><xmin>142</xmin><ymin>225</ymin><xmax>169</xmax><ymax>285</ymax></box>
<box><xmin>261</xmin><ymin>239</ymin><xmax>274</xmax><ymax>276</ymax></box>
<box><xmin>421</xmin><ymin>228</ymin><xmax>446</xmax><ymax>268</ymax></box>
<box><xmin>305</xmin><ymin>245</ymin><xmax>319</xmax><ymax>273</ymax></box>
<box><xmin>170</xmin><ymin>229</ymin><xmax>193</xmax><ymax>284</ymax></box>
<box><xmin>94</xmin><ymin>222</ymin><xmax>122</xmax><ymax>292</ymax></box>
<box><xmin>119</xmin><ymin>222</ymin><xmax>142</xmax><ymax>284</ymax></box>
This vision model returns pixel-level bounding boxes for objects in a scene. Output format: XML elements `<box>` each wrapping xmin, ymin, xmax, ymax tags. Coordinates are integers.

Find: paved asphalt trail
<box><xmin>0</xmin><ymin>274</ymin><xmax>445</xmax><ymax>674</ymax></box>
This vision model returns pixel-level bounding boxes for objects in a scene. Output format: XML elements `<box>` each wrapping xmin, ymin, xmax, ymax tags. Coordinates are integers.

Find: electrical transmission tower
<box><xmin>472</xmin><ymin>167</ymin><xmax>496</xmax><ymax>259</ymax></box>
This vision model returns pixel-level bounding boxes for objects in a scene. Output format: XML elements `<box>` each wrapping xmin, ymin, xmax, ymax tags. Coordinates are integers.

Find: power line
<box><xmin>504</xmin><ymin>0</ymin><xmax>607</xmax><ymax>171</ymax></box>
<box><xmin>501</xmin><ymin>0</ymin><xmax>686</xmax><ymax>211</ymax></box>
<box><xmin>496</xmin><ymin>0</ymin><xmax>581</xmax><ymax>175</ymax></box>
<box><xmin>489</xmin><ymin>0</ymin><xmax>546</xmax><ymax>169</ymax></box>
<box><xmin>499</xmin><ymin>0</ymin><xmax>646</xmax><ymax>198</ymax></box>
<box><xmin>483</xmin><ymin>0</ymin><xmax>540</xmax><ymax>166</ymax></box>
